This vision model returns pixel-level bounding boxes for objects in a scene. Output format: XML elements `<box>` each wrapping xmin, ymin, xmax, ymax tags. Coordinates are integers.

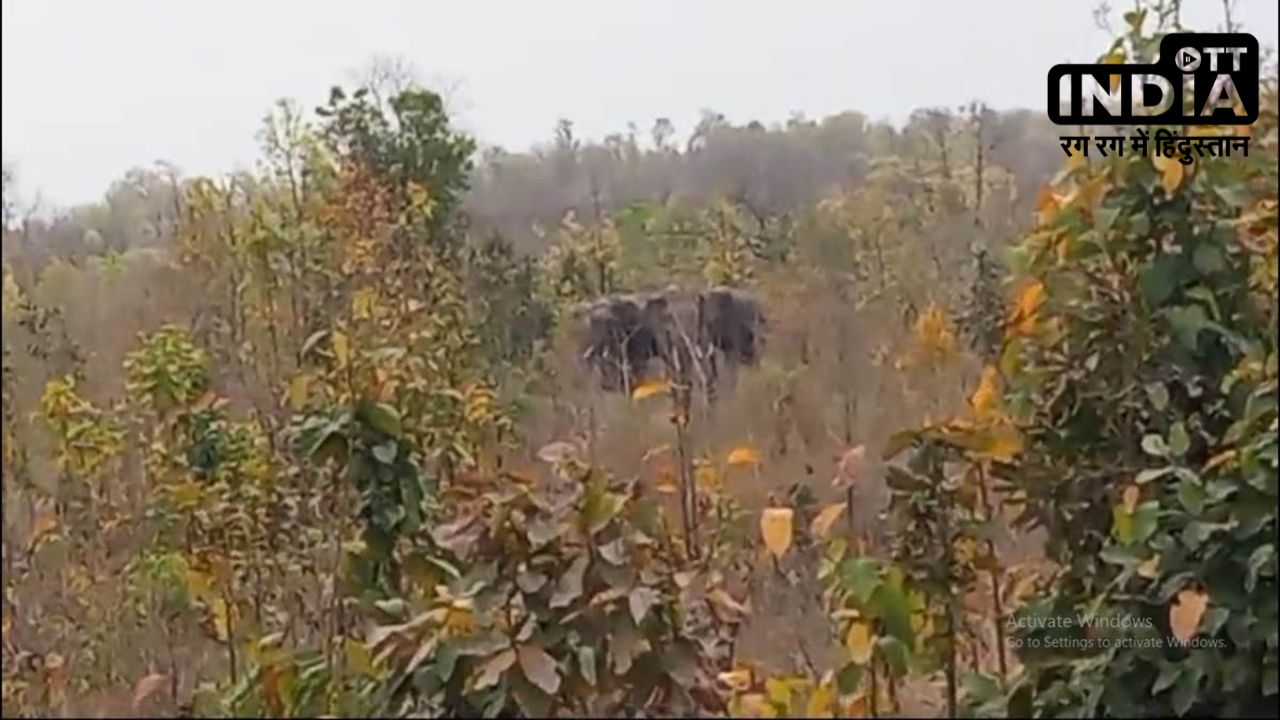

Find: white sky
<box><xmin>3</xmin><ymin>0</ymin><xmax>1276</xmax><ymax>208</ymax></box>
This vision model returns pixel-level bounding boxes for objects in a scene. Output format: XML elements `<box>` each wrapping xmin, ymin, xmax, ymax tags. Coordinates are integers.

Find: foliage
<box><xmin>369</xmin><ymin>457</ymin><xmax>741</xmax><ymax>717</ymax></box>
<box><xmin>984</xmin><ymin>5</ymin><xmax>1279</xmax><ymax>717</ymax></box>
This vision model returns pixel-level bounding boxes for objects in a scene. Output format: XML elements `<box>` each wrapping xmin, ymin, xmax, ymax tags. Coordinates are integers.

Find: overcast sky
<box><xmin>3</xmin><ymin>0</ymin><xmax>1276</xmax><ymax>208</ymax></box>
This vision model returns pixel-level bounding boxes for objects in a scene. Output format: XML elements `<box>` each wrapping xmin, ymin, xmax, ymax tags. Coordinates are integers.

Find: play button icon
<box><xmin>1175</xmin><ymin>47</ymin><xmax>1202</xmax><ymax>72</ymax></box>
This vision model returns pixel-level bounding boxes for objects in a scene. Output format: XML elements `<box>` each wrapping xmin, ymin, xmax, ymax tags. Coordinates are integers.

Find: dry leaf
<box><xmin>760</xmin><ymin>508</ymin><xmax>794</xmax><ymax>558</ymax></box>
<box><xmin>1137</xmin><ymin>554</ymin><xmax>1160</xmax><ymax>580</ymax></box>
<box><xmin>1170</xmin><ymin>587</ymin><xmax>1208</xmax><ymax>641</ymax></box>
<box><xmin>833</xmin><ymin>445</ymin><xmax>866</xmax><ymax>489</ymax></box>
<box><xmin>843</xmin><ymin>692</ymin><xmax>870</xmax><ymax>718</ymax></box>
<box><xmin>1121</xmin><ymin>485</ymin><xmax>1140</xmax><ymax>514</ymax></box>
<box><xmin>517</xmin><ymin>643</ymin><xmax>562</xmax><ymax>695</ymax></box>
<box><xmin>29</xmin><ymin>513</ymin><xmax>59</xmax><ymax>544</ymax></box>
<box><xmin>717</xmin><ymin>667</ymin><xmax>753</xmax><ymax>692</ymax></box>
<box><xmin>707</xmin><ymin>588</ymin><xmax>751</xmax><ymax>621</ymax></box>
<box><xmin>472</xmin><ymin>648</ymin><xmax>516</xmax><ymax>691</ymax></box>
<box><xmin>811</xmin><ymin>503</ymin><xmax>847</xmax><ymax>540</ymax></box>
<box><xmin>131</xmin><ymin>673</ymin><xmax>168</xmax><ymax>712</ymax></box>
<box><xmin>536</xmin><ymin>440</ymin><xmax>579</xmax><ymax>464</ymax></box>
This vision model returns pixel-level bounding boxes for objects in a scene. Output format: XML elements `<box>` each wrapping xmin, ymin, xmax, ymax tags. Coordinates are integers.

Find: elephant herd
<box><xmin>571</xmin><ymin>285</ymin><xmax>765</xmax><ymax>397</ymax></box>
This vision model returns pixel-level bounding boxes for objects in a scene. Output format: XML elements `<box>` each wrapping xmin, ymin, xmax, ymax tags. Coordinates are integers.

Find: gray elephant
<box><xmin>574</xmin><ymin>285</ymin><xmax>764</xmax><ymax>396</ymax></box>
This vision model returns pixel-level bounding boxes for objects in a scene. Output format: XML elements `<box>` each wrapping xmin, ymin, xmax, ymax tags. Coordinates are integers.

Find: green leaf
<box><xmin>358</xmin><ymin>401</ymin><xmax>403</xmax><ymax>438</ymax></box>
<box><xmin>1246</xmin><ymin>544</ymin><xmax>1275</xmax><ymax>592</ymax></box>
<box><xmin>581</xmin><ymin>477</ymin><xmax>624</xmax><ymax>535</ymax></box>
<box><xmin>839</xmin><ymin>557</ymin><xmax>882</xmax><ymax>603</ymax></box>
<box><xmin>876</xmin><ymin>635</ymin><xmax>909</xmax><ymax>677</ymax></box>
<box><xmin>1146</xmin><ymin>383</ymin><xmax>1170</xmax><ymax>411</ymax></box>
<box><xmin>1177</xmin><ymin>476</ymin><xmax>1206</xmax><ymax>515</ymax></box>
<box><xmin>836</xmin><ymin>662</ymin><xmax>864</xmax><ymax>695</ymax></box>
<box><xmin>1095</xmin><ymin>206</ymin><xmax>1122</xmax><ymax>233</ymax></box>
<box><xmin>1142</xmin><ymin>434</ymin><xmax>1169</xmax><ymax>458</ymax></box>
<box><xmin>1136</xmin><ymin>466</ymin><xmax>1173</xmax><ymax>485</ymax></box>
<box><xmin>1192</xmin><ymin>244</ymin><xmax>1226</xmax><ymax>275</ymax></box>
<box><xmin>1214</xmin><ymin>183</ymin><xmax>1254</xmax><ymax>208</ymax></box>
<box><xmin>1170</xmin><ymin>660</ymin><xmax>1205</xmax><ymax>715</ymax></box>
<box><xmin>1166</xmin><ymin>305</ymin><xmax>1211</xmax><ymax>353</ymax></box>
<box><xmin>1132</xmin><ymin>501</ymin><xmax>1160</xmax><ymax>543</ymax></box>
<box><xmin>1152</xmin><ymin>663</ymin><xmax>1182</xmax><ymax>695</ymax></box>
<box><xmin>1182</xmin><ymin>521</ymin><xmax>1233</xmax><ymax>550</ymax></box>
<box><xmin>372</xmin><ymin>440</ymin><xmax>397</xmax><ymax>464</ymax></box>
<box><xmin>870</xmin><ymin>581</ymin><xmax>914</xmax><ymax>648</ymax></box>
<box><xmin>577</xmin><ymin>646</ymin><xmax>597</xmax><ymax>687</ymax></box>
<box><xmin>1168</xmin><ymin>423</ymin><xmax>1190</xmax><ymax>458</ymax></box>
<box><xmin>1140</xmin><ymin>255</ymin><xmax>1186</xmax><ymax>307</ymax></box>
<box><xmin>883</xmin><ymin>430</ymin><xmax>920</xmax><ymax>459</ymax></box>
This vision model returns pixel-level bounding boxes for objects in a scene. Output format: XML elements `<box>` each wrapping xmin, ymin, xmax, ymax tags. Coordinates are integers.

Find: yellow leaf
<box><xmin>1152</xmin><ymin>153</ymin><xmax>1186</xmax><ymax>195</ymax></box>
<box><xmin>29</xmin><ymin>513</ymin><xmax>59</xmax><ymax>545</ymax></box>
<box><xmin>695</xmin><ymin>463</ymin><xmax>720</xmax><ymax>490</ymax></box>
<box><xmin>845</xmin><ymin>621</ymin><xmax>874</xmax><ymax>664</ymax></box>
<box><xmin>445</xmin><ymin>607</ymin><xmax>476</xmax><ymax>635</ymax></box>
<box><xmin>331</xmin><ymin>329</ymin><xmax>350</xmax><ymax>368</ymax></box>
<box><xmin>972</xmin><ymin>423</ymin><xmax>1023</xmax><ymax>462</ymax></box>
<box><xmin>807</xmin><ymin>681</ymin><xmax>836</xmax><ymax>717</ymax></box>
<box><xmin>631</xmin><ymin>379</ymin><xmax>670</xmax><ymax>401</ymax></box>
<box><xmin>1034</xmin><ymin>186</ymin><xmax>1062</xmax><ymax>226</ymax></box>
<box><xmin>1009</xmin><ymin>280</ymin><xmax>1045</xmax><ymax>336</ymax></box>
<box><xmin>727</xmin><ymin>445</ymin><xmax>762</xmax><ymax>466</ymax></box>
<box><xmin>172</xmin><ymin>480</ymin><xmax>203</xmax><ymax>510</ymax></box>
<box><xmin>970</xmin><ymin>365</ymin><xmax>1001</xmax><ymax>417</ymax></box>
<box><xmin>736</xmin><ymin>693</ymin><xmax>776</xmax><ymax>718</ymax></box>
<box><xmin>208</xmin><ymin>598</ymin><xmax>231</xmax><ymax>642</ymax></box>
<box><xmin>288</xmin><ymin>374</ymin><xmax>311</xmax><ymax>411</ymax></box>
<box><xmin>351</xmin><ymin>288</ymin><xmax>377</xmax><ymax>320</ymax></box>
<box><xmin>1170</xmin><ymin>588</ymin><xmax>1208</xmax><ymax>641</ymax></box>
<box><xmin>1137</xmin><ymin>554</ymin><xmax>1160</xmax><ymax>580</ymax></box>
<box><xmin>1122</xmin><ymin>485</ymin><xmax>1140</xmax><ymax>514</ymax></box>
<box><xmin>811</xmin><ymin>503</ymin><xmax>847</xmax><ymax>540</ymax></box>
<box><xmin>760</xmin><ymin>508</ymin><xmax>794</xmax><ymax>558</ymax></box>
<box><xmin>185</xmin><ymin>569</ymin><xmax>213</xmax><ymax>602</ymax></box>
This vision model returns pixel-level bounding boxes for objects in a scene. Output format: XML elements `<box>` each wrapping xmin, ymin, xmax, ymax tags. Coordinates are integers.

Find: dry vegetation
<box><xmin>1</xmin><ymin>2</ymin><xmax>1277</xmax><ymax>717</ymax></box>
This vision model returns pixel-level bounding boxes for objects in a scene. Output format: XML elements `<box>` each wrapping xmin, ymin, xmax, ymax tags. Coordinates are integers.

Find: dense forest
<box><xmin>2</xmin><ymin>2</ymin><xmax>1276</xmax><ymax>717</ymax></box>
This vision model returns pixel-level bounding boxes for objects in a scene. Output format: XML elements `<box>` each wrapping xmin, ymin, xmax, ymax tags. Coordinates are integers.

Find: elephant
<box><xmin>573</xmin><ymin>285</ymin><xmax>765</xmax><ymax>396</ymax></box>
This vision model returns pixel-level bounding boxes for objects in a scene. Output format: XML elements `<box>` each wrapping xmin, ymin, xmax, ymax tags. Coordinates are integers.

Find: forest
<box><xmin>1</xmin><ymin>2</ymin><xmax>1276</xmax><ymax>717</ymax></box>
